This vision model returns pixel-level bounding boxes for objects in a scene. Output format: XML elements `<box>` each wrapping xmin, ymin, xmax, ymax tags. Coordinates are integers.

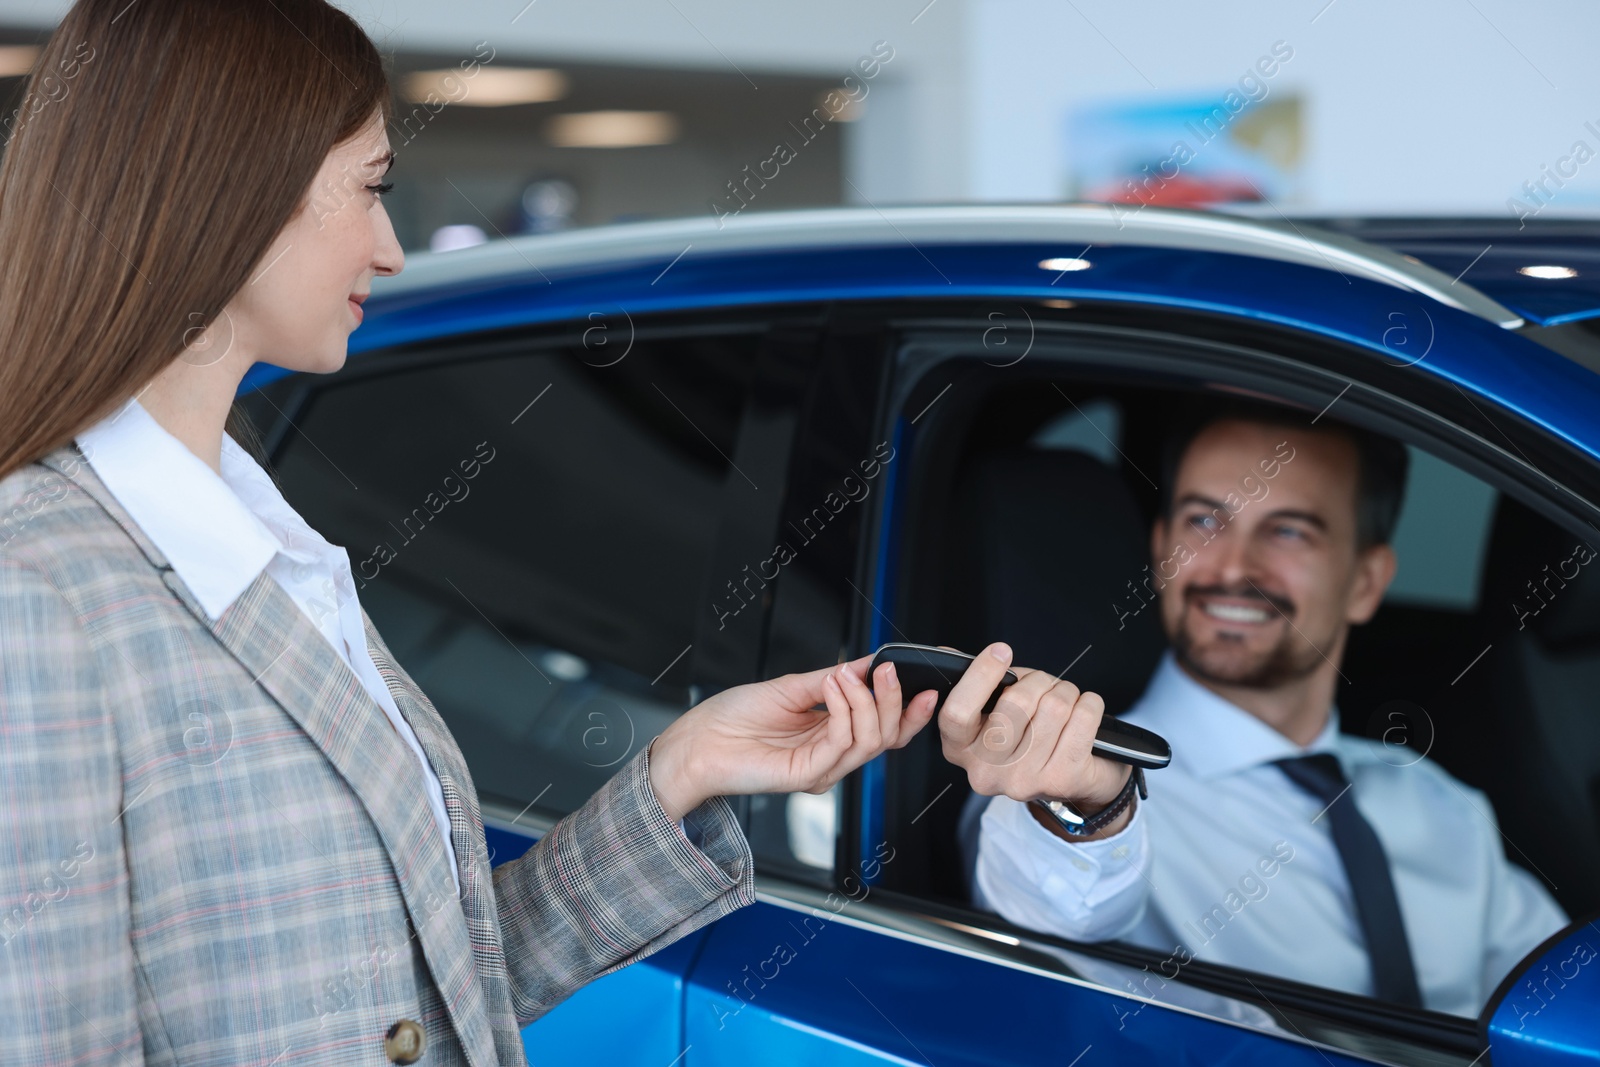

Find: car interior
<box><xmin>873</xmin><ymin>371</ymin><xmax>1600</xmax><ymax>947</ymax></box>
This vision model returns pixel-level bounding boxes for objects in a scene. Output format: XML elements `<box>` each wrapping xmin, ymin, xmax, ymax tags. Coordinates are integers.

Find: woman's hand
<box><xmin>646</xmin><ymin>656</ymin><xmax>939</xmax><ymax>822</ymax></box>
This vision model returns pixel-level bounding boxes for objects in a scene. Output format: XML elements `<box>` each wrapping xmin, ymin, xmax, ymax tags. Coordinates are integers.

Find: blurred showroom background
<box><xmin>0</xmin><ymin>0</ymin><xmax>1595</xmax><ymax>251</ymax></box>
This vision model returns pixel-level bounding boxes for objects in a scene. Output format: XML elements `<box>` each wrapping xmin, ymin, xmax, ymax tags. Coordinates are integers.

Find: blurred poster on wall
<box><xmin>1066</xmin><ymin>92</ymin><xmax>1304</xmax><ymax>209</ymax></box>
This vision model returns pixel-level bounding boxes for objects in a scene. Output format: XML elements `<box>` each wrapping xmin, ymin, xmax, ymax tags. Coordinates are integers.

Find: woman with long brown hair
<box><xmin>0</xmin><ymin>2</ymin><xmax>956</xmax><ymax>1061</ymax></box>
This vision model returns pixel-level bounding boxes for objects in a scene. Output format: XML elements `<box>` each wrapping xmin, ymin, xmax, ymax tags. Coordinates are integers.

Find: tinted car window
<box><xmin>879</xmin><ymin>350</ymin><xmax>1584</xmax><ymax>1022</ymax></box>
<box><xmin>1384</xmin><ymin>445</ymin><xmax>1498</xmax><ymax>610</ymax></box>
<box><xmin>271</xmin><ymin>332</ymin><xmax>758</xmax><ymax>817</ymax></box>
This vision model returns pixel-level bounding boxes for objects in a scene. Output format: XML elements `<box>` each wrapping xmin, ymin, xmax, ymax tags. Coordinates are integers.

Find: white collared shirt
<box><xmin>77</xmin><ymin>397</ymin><xmax>459</xmax><ymax>893</ymax></box>
<box><xmin>974</xmin><ymin>652</ymin><xmax>1567</xmax><ymax>1017</ymax></box>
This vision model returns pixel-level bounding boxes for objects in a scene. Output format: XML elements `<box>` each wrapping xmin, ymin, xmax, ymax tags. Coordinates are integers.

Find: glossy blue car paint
<box><xmin>1482</xmin><ymin>922</ymin><xmax>1600</xmax><ymax>1066</ymax></box>
<box><xmin>1327</xmin><ymin>228</ymin><xmax>1600</xmax><ymax>326</ymax></box>
<box><xmin>680</xmin><ymin>902</ymin><xmax>1377</xmax><ymax>1067</ymax></box>
<box><xmin>241</xmin><ymin>241</ymin><xmax>1600</xmax><ymax>470</ymax></box>
<box><xmin>1399</xmin><ymin>243</ymin><xmax>1600</xmax><ymax>326</ymax></box>
<box><xmin>487</xmin><ymin>828</ymin><xmax>1378</xmax><ymax>1066</ymax></box>
<box><xmin>520</xmin><ymin>931</ymin><xmax>704</xmax><ymax>1064</ymax></box>
<box><xmin>246</xmin><ymin>215</ymin><xmax>1600</xmax><ymax>1064</ymax></box>
<box><xmin>493</xmin><ymin>835</ymin><xmax>1379</xmax><ymax>1067</ymax></box>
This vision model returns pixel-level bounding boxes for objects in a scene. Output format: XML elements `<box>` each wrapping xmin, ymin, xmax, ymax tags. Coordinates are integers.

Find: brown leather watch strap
<box><xmin>1029</xmin><ymin>766</ymin><xmax>1147</xmax><ymax>836</ymax></box>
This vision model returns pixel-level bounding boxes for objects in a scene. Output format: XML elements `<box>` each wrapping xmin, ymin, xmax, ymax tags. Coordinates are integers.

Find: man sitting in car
<box><xmin>947</xmin><ymin>403</ymin><xmax>1567</xmax><ymax>1017</ymax></box>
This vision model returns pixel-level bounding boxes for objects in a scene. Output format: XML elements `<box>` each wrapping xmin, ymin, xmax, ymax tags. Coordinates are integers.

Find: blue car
<box><xmin>238</xmin><ymin>206</ymin><xmax>1600</xmax><ymax>1066</ymax></box>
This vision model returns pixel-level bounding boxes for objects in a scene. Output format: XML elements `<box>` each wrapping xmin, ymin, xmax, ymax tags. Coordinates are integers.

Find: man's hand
<box><xmin>646</xmin><ymin>655</ymin><xmax>940</xmax><ymax>822</ymax></box>
<box><xmin>940</xmin><ymin>642</ymin><xmax>1135</xmax><ymax>842</ymax></box>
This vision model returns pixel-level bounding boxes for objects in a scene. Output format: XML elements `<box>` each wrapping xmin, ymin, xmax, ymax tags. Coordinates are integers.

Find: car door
<box><xmin>242</xmin><ymin>285</ymin><xmax>1600</xmax><ymax>1065</ymax></box>
<box><xmin>674</xmin><ymin>304</ymin><xmax>1392</xmax><ymax>1066</ymax></box>
<box><xmin>684</xmin><ymin>294</ymin><xmax>1600</xmax><ymax>1067</ymax></box>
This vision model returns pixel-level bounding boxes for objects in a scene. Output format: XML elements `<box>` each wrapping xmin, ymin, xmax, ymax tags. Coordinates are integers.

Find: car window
<box><xmin>875</xmin><ymin>345</ymin><xmax>1589</xmax><ymax>1032</ymax></box>
<box><xmin>1384</xmin><ymin>446</ymin><xmax>1499</xmax><ymax>610</ymax></box>
<box><xmin>268</xmin><ymin>331</ymin><xmax>759</xmax><ymax>820</ymax></box>
<box><xmin>1030</xmin><ymin>398</ymin><xmax>1122</xmax><ymax>465</ymax></box>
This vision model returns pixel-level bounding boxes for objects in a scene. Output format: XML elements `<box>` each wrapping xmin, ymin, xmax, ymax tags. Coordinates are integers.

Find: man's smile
<box><xmin>1184</xmin><ymin>584</ymin><xmax>1296</xmax><ymax>629</ymax></box>
<box><xmin>1199</xmin><ymin>599</ymin><xmax>1275</xmax><ymax>625</ymax></box>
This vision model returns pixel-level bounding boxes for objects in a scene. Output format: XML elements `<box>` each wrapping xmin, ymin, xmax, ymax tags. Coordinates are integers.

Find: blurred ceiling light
<box><xmin>1518</xmin><ymin>264</ymin><xmax>1578</xmax><ymax>280</ymax></box>
<box><xmin>403</xmin><ymin>67</ymin><xmax>567</xmax><ymax>106</ymax></box>
<box><xmin>817</xmin><ymin>90</ymin><xmax>864</xmax><ymax>122</ymax></box>
<box><xmin>429</xmin><ymin>224</ymin><xmax>488</xmax><ymax>253</ymax></box>
<box><xmin>1039</xmin><ymin>257</ymin><xmax>1092</xmax><ymax>272</ymax></box>
<box><xmin>1040</xmin><ymin>299</ymin><xmax>1076</xmax><ymax>309</ymax></box>
<box><xmin>0</xmin><ymin>45</ymin><xmax>40</xmax><ymax>77</ymax></box>
<box><xmin>547</xmin><ymin>110</ymin><xmax>678</xmax><ymax>148</ymax></box>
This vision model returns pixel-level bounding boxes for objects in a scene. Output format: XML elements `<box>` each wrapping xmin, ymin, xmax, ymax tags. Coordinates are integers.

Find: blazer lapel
<box><xmin>356</xmin><ymin>610</ymin><xmax>521</xmax><ymax>1034</ymax></box>
<box><xmin>37</xmin><ymin>446</ymin><xmax>501</xmax><ymax>1067</ymax></box>
<box><xmin>358</xmin><ymin>609</ymin><xmax>486</xmax><ymax>879</ymax></box>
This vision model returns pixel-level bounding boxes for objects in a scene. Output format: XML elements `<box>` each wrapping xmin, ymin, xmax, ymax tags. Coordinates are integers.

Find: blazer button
<box><xmin>385</xmin><ymin>1018</ymin><xmax>426</xmax><ymax>1064</ymax></box>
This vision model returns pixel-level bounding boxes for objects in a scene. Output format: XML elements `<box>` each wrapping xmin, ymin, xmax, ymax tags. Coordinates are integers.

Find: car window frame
<box><xmin>833</xmin><ymin>298</ymin><xmax>1600</xmax><ymax>1064</ymax></box>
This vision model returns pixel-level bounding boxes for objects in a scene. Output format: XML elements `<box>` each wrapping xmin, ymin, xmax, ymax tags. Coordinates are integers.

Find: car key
<box><xmin>867</xmin><ymin>642</ymin><xmax>1172</xmax><ymax>769</ymax></box>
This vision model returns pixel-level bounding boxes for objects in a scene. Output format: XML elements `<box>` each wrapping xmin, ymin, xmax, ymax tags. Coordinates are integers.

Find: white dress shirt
<box><xmin>76</xmin><ymin>396</ymin><xmax>460</xmax><ymax>893</ymax></box>
<box><xmin>974</xmin><ymin>651</ymin><xmax>1568</xmax><ymax>1017</ymax></box>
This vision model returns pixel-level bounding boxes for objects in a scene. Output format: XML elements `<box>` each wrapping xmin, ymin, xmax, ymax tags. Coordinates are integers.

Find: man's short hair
<box><xmin>1157</xmin><ymin>399</ymin><xmax>1410</xmax><ymax>549</ymax></box>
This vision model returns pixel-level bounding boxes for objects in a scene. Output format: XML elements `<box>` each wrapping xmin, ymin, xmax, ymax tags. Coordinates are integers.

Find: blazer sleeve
<box><xmin>491</xmin><ymin>734</ymin><xmax>756</xmax><ymax>1025</ymax></box>
<box><xmin>0</xmin><ymin>558</ymin><xmax>145</xmax><ymax>1065</ymax></box>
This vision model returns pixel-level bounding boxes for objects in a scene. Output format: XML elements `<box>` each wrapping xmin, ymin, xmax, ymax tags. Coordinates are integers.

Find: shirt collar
<box><xmin>1131</xmin><ymin>651</ymin><xmax>1341</xmax><ymax>780</ymax></box>
<box><xmin>75</xmin><ymin>396</ymin><xmax>306</xmax><ymax>621</ymax></box>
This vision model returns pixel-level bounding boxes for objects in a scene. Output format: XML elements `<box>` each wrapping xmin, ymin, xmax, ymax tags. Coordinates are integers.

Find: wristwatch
<box><xmin>1029</xmin><ymin>766</ymin><xmax>1147</xmax><ymax>837</ymax></box>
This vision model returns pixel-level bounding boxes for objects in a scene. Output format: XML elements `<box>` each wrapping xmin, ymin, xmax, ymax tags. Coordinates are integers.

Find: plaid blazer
<box><xmin>0</xmin><ymin>444</ymin><xmax>756</xmax><ymax>1066</ymax></box>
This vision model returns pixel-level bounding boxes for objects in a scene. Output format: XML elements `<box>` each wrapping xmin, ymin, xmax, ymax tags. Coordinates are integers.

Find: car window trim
<box><xmin>844</xmin><ymin>307</ymin><xmax>1585</xmax><ymax>1057</ymax></box>
<box><xmin>749</xmin><ymin>875</ymin><xmax>1478</xmax><ymax>1065</ymax></box>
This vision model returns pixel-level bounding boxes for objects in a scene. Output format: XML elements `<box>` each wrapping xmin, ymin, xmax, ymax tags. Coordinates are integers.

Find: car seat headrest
<box><xmin>950</xmin><ymin>447</ymin><xmax>1166</xmax><ymax>714</ymax></box>
<box><xmin>1481</xmin><ymin>496</ymin><xmax>1600</xmax><ymax>652</ymax></box>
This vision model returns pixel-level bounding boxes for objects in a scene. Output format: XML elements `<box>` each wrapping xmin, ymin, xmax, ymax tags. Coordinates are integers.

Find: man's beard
<box><xmin>1169</xmin><ymin>583</ymin><xmax>1325</xmax><ymax>690</ymax></box>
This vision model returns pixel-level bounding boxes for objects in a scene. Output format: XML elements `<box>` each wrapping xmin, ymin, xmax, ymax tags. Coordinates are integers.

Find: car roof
<box><xmin>376</xmin><ymin>204</ymin><xmax>1523</xmax><ymax>329</ymax></box>
<box><xmin>245</xmin><ymin>205</ymin><xmax>1600</xmax><ymax>469</ymax></box>
<box><xmin>1291</xmin><ymin>216</ymin><xmax>1600</xmax><ymax>327</ymax></box>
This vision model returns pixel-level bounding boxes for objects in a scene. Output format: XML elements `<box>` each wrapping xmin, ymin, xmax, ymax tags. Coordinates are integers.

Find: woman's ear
<box><xmin>1346</xmin><ymin>542</ymin><xmax>1398</xmax><ymax>625</ymax></box>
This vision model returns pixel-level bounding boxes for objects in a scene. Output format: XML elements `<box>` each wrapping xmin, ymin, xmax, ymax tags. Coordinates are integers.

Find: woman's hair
<box><xmin>0</xmin><ymin>0</ymin><xmax>392</xmax><ymax>481</ymax></box>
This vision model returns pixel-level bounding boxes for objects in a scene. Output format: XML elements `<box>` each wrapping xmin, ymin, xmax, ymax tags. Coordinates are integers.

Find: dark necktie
<box><xmin>1274</xmin><ymin>753</ymin><xmax>1423</xmax><ymax>1008</ymax></box>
